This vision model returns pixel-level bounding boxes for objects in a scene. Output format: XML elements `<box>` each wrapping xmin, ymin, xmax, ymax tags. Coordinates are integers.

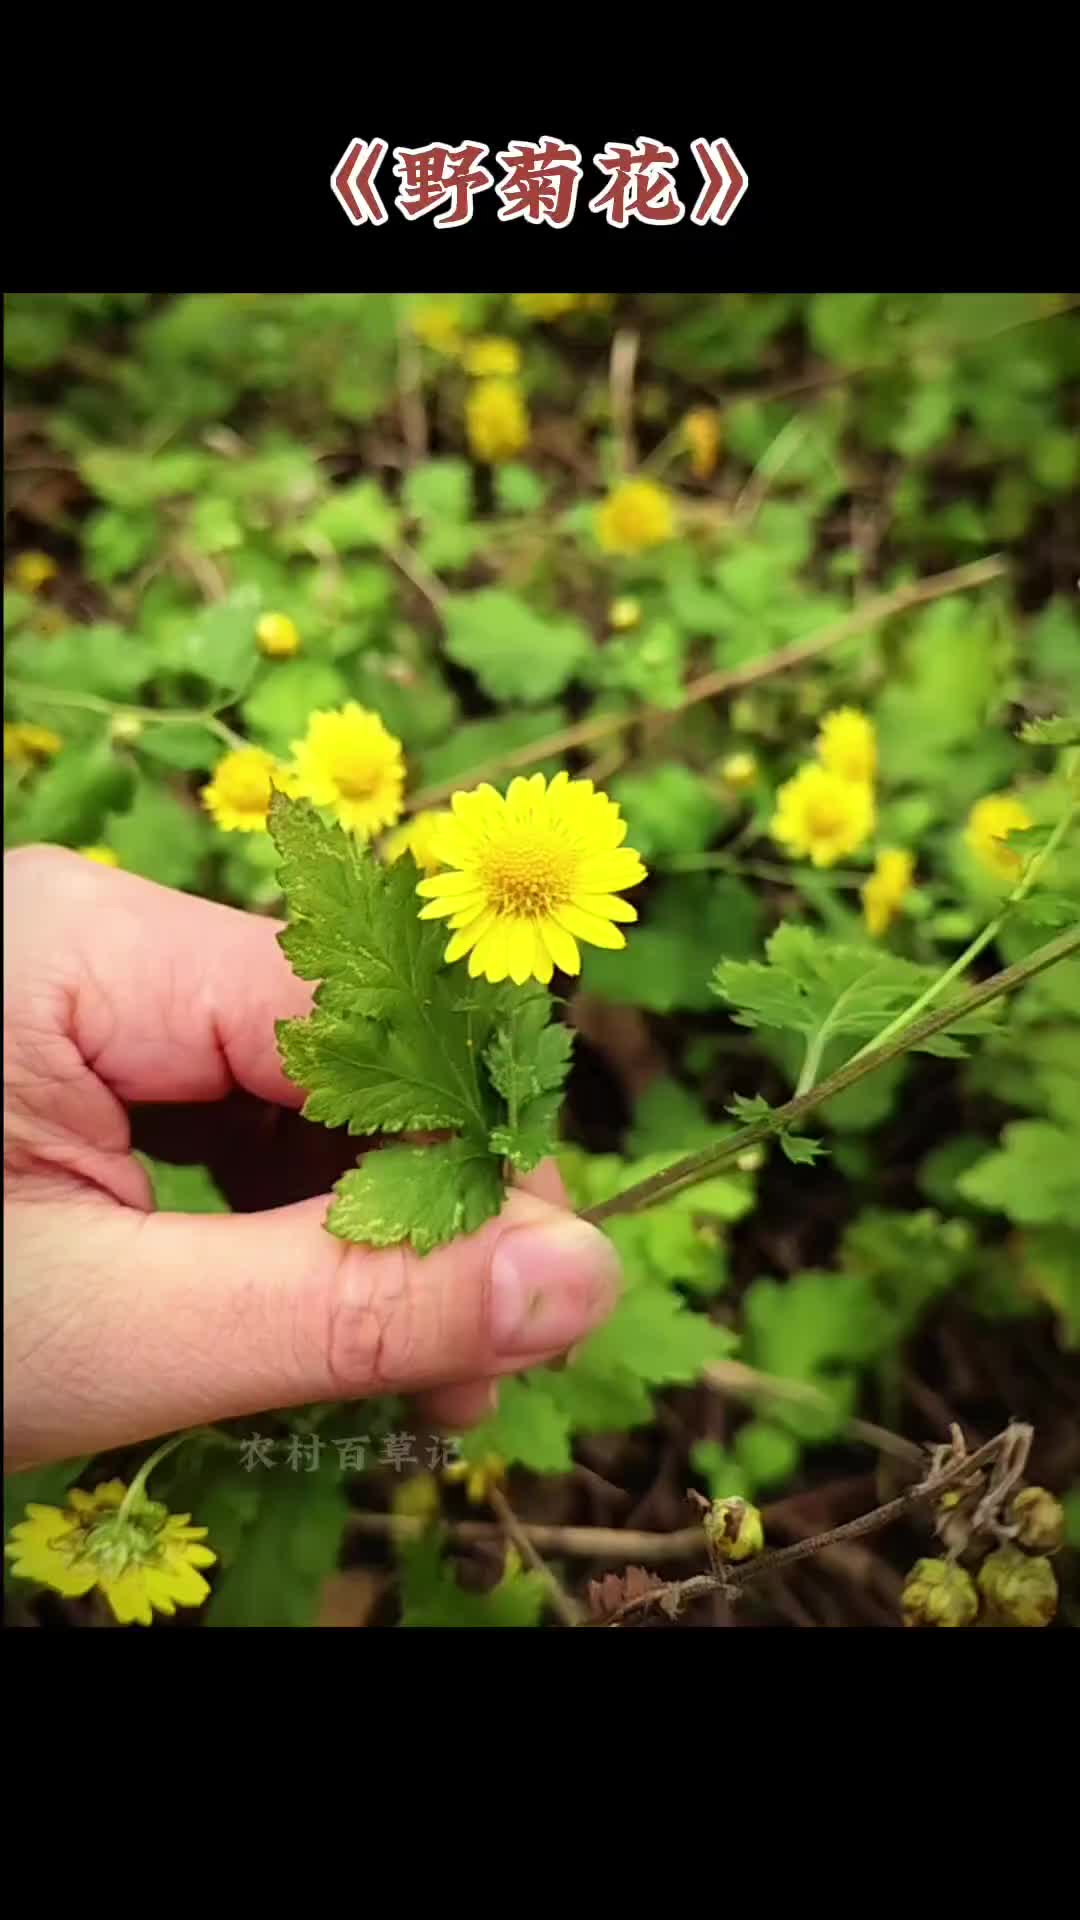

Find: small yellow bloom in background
<box><xmin>682</xmin><ymin>407</ymin><xmax>722</xmax><ymax>480</ymax></box>
<box><xmin>79</xmin><ymin>845</ymin><xmax>121</xmax><ymax>867</ymax></box>
<box><xmin>417</xmin><ymin>770</ymin><xmax>648</xmax><ymax>986</ymax></box>
<box><xmin>201</xmin><ymin>745</ymin><xmax>289</xmax><ymax>834</ymax></box>
<box><xmin>444</xmin><ymin>1454</ymin><xmax>507</xmax><ymax>1506</ymax></box>
<box><xmin>862</xmin><ymin>848</ymin><xmax>915</xmax><ymax>937</ymax></box>
<box><xmin>816</xmin><ymin>707</ymin><xmax>877</xmax><ymax>786</ymax></box>
<box><xmin>383</xmin><ymin>808</ymin><xmax>453</xmax><ymax>874</ymax></box>
<box><xmin>11</xmin><ymin>550</ymin><xmax>58</xmax><ymax>593</ymax></box>
<box><xmin>5</xmin><ymin>1479</ymin><xmax>215</xmax><ymax>1627</ymax></box>
<box><xmin>409</xmin><ymin>298</ymin><xmax>465</xmax><ymax>355</ymax></box>
<box><xmin>596</xmin><ymin>477</ymin><xmax>677</xmax><ymax>555</ymax></box>
<box><xmin>256</xmin><ymin>611</ymin><xmax>301</xmax><ymax>659</ymax></box>
<box><xmin>291</xmin><ymin>702</ymin><xmax>406</xmax><ymax>839</ymax></box>
<box><xmin>462</xmin><ymin>335</ymin><xmax>522</xmax><ymax>378</ymax></box>
<box><xmin>965</xmin><ymin>792</ymin><xmax>1034</xmax><ymax>880</ymax></box>
<box><xmin>771</xmin><ymin>763</ymin><xmax>876</xmax><ymax>868</ymax></box>
<box><xmin>511</xmin><ymin>293</ymin><xmax>580</xmax><ymax>320</ymax></box>
<box><xmin>720</xmin><ymin>751</ymin><xmax>758</xmax><ymax>792</ymax></box>
<box><xmin>465</xmin><ymin>378</ymin><xmax>529</xmax><ymax>463</ymax></box>
<box><xmin>4</xmin><ymin>721</ymin><xmax>63</xmax><ymax>768</ymax></box>
<box><xmin>608</xmin><ymin>596</ymin><xmax>642</xmax><ymax>631</ymax></box>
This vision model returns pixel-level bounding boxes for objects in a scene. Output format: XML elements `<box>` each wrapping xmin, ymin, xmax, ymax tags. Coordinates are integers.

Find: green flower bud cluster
<box><xmin>904</xmin><ymin>1486</ymin><xmax>1063</xmax><ymax>1628</ymax></box>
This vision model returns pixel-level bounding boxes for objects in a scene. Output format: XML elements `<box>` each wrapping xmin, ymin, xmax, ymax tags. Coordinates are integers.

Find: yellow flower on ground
<box><xmin>11</xmin><ymin>550</ymin><xmax>58</xmax><ymax>593</ymax></box>
<box><xmin>596</xmin><ymin>478</ymin><xmax>677</xmax><ymax>555</ymax></box>
<box><xmin>771</xmin><ymin>763</ymin><xmax>876</xmax><ymax>868</ymax></box>
<box><xmin>5</xmin><ymin>1479</ymin><xmax>215</xmax><ymax>1627</ymax></box>
<box><xmin>466</xmin><ymin>378</ymin><xmax>529</xmax><ymax>463</ymax></box>
<box><xmin>201</xmin><ymin>745</ymin><xmax>292</xmax><ymax>834</ymax></box>
<box><xmin>79</xmin><ymin>845</ymin><xmax>121</xmax><ymax>867</ymax></box>
<box><xmin>256</xmin><ymin>611</ymin><xmax>301</xmax><ymax>659</ymax></box>
<box><xmin>965</xmin><ymin>792</ymin><xmax>1034</xmax><ymax>880</ymax></box>
<box><xmin>4</xmin><ymin>721</ymin><xmax>63</xmax><ymax>768</ymax></box>
<box><xmin>720</xmin><ymin>751</ymin><xmax>758</xmax><ymax>792</ymax></box>
<box><xmin>383</xmin><ymin>808</ymin><xmax>453</xmax><ymax>874</ymax></box>
<box><xmin>444</xmin><ymin>1454</ymin><xmax>507</xmax><ymax>1506</ymax></box>
<box><xmin>512</xmin><ymin>293</ymin><xmax>580</xmax><ymax>320</ymax></box>
<box><xmin>416</xmin><ymin>770</ymin><xmax>648</xmax><ymax>985</ymax></box>
<box><xmin>816</xmin><ymin>707</ymin><xmax>877</xmax><ymax>786</ymax></box>
<box><xmin>409</xmin><ymin>298</ymin><xmax>465</xmax><ymax>355</ymax></box>
<box><xmin>462</xmin><ymin>336</ymin><xmax>522</xmax><ymax>378</ymax></box>
<box><xmin>290</xmin><ymin>703</ymin><xmax>406</xmax><ymax>839</ymax></box>
<box><xmin>608</xmin><ymin>596</ymin><xmax>641</xmax><ymax>631</ymax></box>
<box><xmin>683</xmin><ymin>407</ymin><xmax>722</xmax><ymax>480</ymax></box>
<box><xmin>862</xmin><ymin>848</ymin><xmax>915</xmax><ymax>937</ymax></box>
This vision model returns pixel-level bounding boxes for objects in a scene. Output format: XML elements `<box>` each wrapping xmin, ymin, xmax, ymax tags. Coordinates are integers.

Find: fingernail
<box><xmin>489</xmin><ymin>1217</ymin><xmax>621</xmax><ymax>1358</ymax></box>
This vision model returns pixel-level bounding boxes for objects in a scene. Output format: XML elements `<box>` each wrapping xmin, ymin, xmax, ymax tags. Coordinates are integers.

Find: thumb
<box><xmin>7</xmin><ymin>1186</ymin><xmax>622</xmax><ymax>1465</ymax></box>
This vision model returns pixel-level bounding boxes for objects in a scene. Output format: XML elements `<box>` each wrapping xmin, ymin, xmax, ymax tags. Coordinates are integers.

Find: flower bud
<box><xmin>256</xmin><ymin>612</ymin><xmax>301</xmax><ymax>659</ymax></box>
<box><xmin>1009</xmin><ymin>1487</ymin><xmax>1064</xmax><ymax>1555</ymax></box>
<box><xmin>608</xmin><ymin>596</ymin><xmax>641</xmax><ymax>631</ymax></box>
<box><xmin>977</xmin><ymin>1545</ymin><xmax>1058</xmax><ymax>1627</ymax></box>
<box><xmin>703</xmin><ymin>1496</ymin><xmax>764</xmax><ymax>1564</ymax></box>
<box><xmin>109</xmin><ymin>711</ymin><xmax>144</xmax><ymax>744</ymax></box>
<box><xmin>720</xmin><ymin>751</ymin><xmax>758</xmax><ymax>792</ymax></box>
<box><xmin>901</xmin><ymin>1557</ymin><xmax>978</xmax><ymax>1628</ymax></box>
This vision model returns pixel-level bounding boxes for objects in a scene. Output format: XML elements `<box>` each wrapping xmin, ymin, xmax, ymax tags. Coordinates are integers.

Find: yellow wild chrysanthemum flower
<box><xmin>11</xmin><ymin>550</ymin><xmax>59</xmax><ymax>593</ymax></box>
<box><xmin>290</xmin><ymin>702</ymin><xmax>406</xmax><ymax>839</ymax></box>
<box><xmin>965</xmin><ymin>792</ymin><xmax>1034</xmax><ymax>880</ymax></box>
<box><xmin>596</xmin><ymin>478</ymin><xmax>677</xmax><ymax>555</ymax></box>
<box><xmin>512</xmin><ymin>293</ymin><xmax>580</xmax><ymax>320</ymax></box>
<box><xmin>862</xmin><ymin>848</ymin><xmax>915</xmax><ymax>937</ymax></box>
<box><xmin>683</xmin><ymin>407</ymin><xmax>722</xmax><ymax>480</ymax></box>
<box><xmin>409</xmin><ymin>298</ymin><xmax>465</xmax><ymax>355</ymax></box>
<box><xmin>771</xmin><ymin>763</ymin><xmax>876</xmax><ymax>868</ymax></box>
<box><xmin>462</xmin><ymin>336</ymin><xmax>522</xmax><ymax>378</ymax></box>
<box><xmin>816</xmin><ymin>707</ymin><xmax>877</xmax><ymax>786</ymax></box>
<box><xmin>444</xmin><ymin>1454</ymin><xmax>507</xmax><ymax>1506</ymax></box>
<box><xmin>201</xmin><ymin>746</ymin><xmax>294</xmax><ymax>834</ymax></box>
<box><xmin>79</xmin><ymin>845</ymin><xmax>121</xmax><ymax>867</ymax></box>
<box><xmin>383</xmin><ymin>808</ymin><xmax>453</xmax><ymax>874</ymax></box>
<box><xmin>5</xmin><ymin>1479</ymin><xmax>215</xmax><ymax>1627</ymax></box>
<box><xmin>417</xmin><ymin>771</ymin><xmax>647</xmax><ymax>985</ymax></box>
<box><xmin>256</xmin><ymin>611</ymin><xmax>301</xmax><ymax>659</ymax></box>
<box><xmin>4</xmin><ymin>721</ymin><xmax>63</xmax><ymax>768</ymax></box>
<box><xmin>466</xmin><ymin>378</ymin><xmax>529</xmax><ymax>463</ymax></box>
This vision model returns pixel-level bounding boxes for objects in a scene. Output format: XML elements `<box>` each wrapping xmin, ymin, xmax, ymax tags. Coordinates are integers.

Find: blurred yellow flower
<box><xmin>417</xmin><ymin>771</ymin><xmax>647</xmax><ymax>985</ymax></box>
<box><xmin>596</xmin><ymin>478</ymin><xmax>677</xmax><ymax>555</ymax></box>
<box><xmin>291</xmin><ymin>702</ymin><xmax>406</xmax><ymax>839</ymax></box>
<box><xmin>11</xmin><ymin>550</ymin><xmax>58</xmax><ymax>593</ymax></box>
<box><xmin>201</xmin><ymin>745</ymin><xmax>292</xmax><ymax>833</ymax></box>
<box><xmin>771</xmin><ymin>763</ymin><xmax>876</xmax><ymax>867</ymax></box>
<box><xmin>256</xmin><ymin>611</ymin><xmax>301</xmax><ymax>659</ymax></box>
<box><xmin>5</xmin><ymin>722</ymin><xmax>63</xmax><ymax>768</ymax></box>
<box><xmin>384</xmin><ymin>808</ymin><xmax>453</xmax><ymax>874</ymax></box>
<box><xmin>816</xmin><ymin>707</ymin><xmax>877</xmax><ymax>786</ymax></box>
<box><xmin>79</xmin><ymin>845</ymin><xmax>121</xmax><ymax>867</ymax></box>
<box><xmin>683</xmin><ymin>408</ymin><xmax>722</xmax><ymax>480</ymax></box>
<box><xmin>5</xmin><ymin>1479</ymin><xmax>215</xmax><ymax>1628</ymax></box>
<box><xmin>466</xmin><ymin>378</ymin><xmax>529</xmax><ymax>463</ymax></box>
<box><xmin>409</xmin><ymin>299</ymin><xmax>465</xmax><ymax>355</ymax></box>
<box><xmin>965</xmin><ymin>792</ymin><xmax>1034</xmax><ymax>879</ymax></box>
<box><xmin>512</xmin><ymin>293</ymin><xmax>579</xmax><ymax>320</ymax></box>
<box><xmin>862</xmin><ymin>848</ymin><xmax>915</xmax><ymax>937</ymax></box>
<box><xmin>608</xmin><ymin>596</ymin><xmax>642</xmax><ymax>631</ymax></box>
<box><xmin>462</xmin><ymin>336</ymin><xmax>521</xmax><ymax>378</ymax></box>
<box><xmin>444</xmin><ymin>1454</ymin><xmax>507</xmax><ymax>1505</ymax></box>
<box><xmin>720</xmin><ymin>751</ymin><xmax>758</xmax><ymax>792</ymax></box>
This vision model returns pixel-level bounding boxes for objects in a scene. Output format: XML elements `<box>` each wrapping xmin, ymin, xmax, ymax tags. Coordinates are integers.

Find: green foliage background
<box><xmin>5</xmin><ymin>292</ymin><xmax>1080</xmax><ymax>1628</ymax></box>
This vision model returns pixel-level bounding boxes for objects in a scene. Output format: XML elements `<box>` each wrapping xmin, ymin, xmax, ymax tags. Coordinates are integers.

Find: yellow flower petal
<box><xmin>539</xmin><ymin>917</ymin><xmax>580</xmax><ymax>976</ymax></box>
<box><xmin>551</xmin><ymin>904</ymin><xmax>627</xmax><ymax>950</ymax></box>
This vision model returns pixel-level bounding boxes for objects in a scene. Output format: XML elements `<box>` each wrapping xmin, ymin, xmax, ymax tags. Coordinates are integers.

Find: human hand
<box><xmin>3</xmin><ymin>847</ymin><xmax>621</xmax><ymax>1472</ymax></box>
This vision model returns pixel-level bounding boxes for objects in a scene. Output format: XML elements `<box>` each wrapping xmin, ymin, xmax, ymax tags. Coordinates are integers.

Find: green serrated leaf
<box><xmin>464</xmin><ymin>1376</ymin><xmax>573</xmax><ymax>1475</ymax></box>
<box><xmin>398</xmin><ymin>1527</ymin><xmax>549</xmax><ymax>1628</ymax></box>
<box><xmin>483</xmin><ymin>997</ymin><xmax>574</xmax><ymax>1173</ymax></box>
<box><xmin>779</xmin><ymin>1130</ymin><xmax>826</xmax><ymax>1166</ymax></box>
<box><xmin>444</xmin><ymin>589</ymin><xmax>590</xmax><ymax>704</ymax></box>
<box><xmin>958</xmin><ymin>1121</ymin><xmax>1080</xmax><ymax>1230</ymax></box>
<box><xmin>205</xmin><ymin>1464</ymin><xmax>348</xmax><ymax>1628</ymax></box>
<box><xmin>1018</xmin><ymin>714</ymin><xmax>1080</xmax><ymax>748</ymax></box>
<box><xmin>327</xmin><ymin>1140</ymin><xmax>506</xmax><ymax>1255</ymax></box>
<box><xmin>105</xmin><ymin>777</ymin><xmax>210</xmax><ymax>889</ymax></box>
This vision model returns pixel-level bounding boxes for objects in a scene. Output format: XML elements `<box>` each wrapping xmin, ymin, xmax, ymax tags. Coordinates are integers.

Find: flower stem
<box><xmin>117</xmin><ymin>1435</ymin><xmax>188</xmax><ymax>1522</ymax></box>
<box><xmin>7</xmin><ymin>679</ymin><xmax>247</xmax><ymax>753</ymax></box>
<box><xmin>580</xmin><ymin>926</ymin><xmax>1080</xmax><ymax>1226</ymax></box>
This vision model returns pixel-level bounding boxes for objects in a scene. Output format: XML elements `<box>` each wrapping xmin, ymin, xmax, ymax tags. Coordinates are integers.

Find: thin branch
<box><xmin>609</xmin><ymin>328</ymin><xmax>640</xmax><ymax>474</ymax></box>
<box><xmin>348</xmin><ymin>1510</ymin><xmax>706</xmax><ymax>1563</ymax></box>
<box><xmin>581</xmin><ymin>927</ymin><xmax>1080</xmax><ymax>1226</ymax></box>
<box><xmin>403</xmin><ymin>555</ymin><xmax>1007</xmax><ymax>814</ymax></box>
<box><xmin>487</xmin><ymin>1484</ymin><xmax>583</xmax><ymax>1626</ymax></box>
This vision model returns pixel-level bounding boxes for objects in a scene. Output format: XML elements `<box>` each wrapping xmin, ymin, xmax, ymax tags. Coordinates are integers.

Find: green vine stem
<box><xmin>6</xmin><ymin>679</ymin><xmax>247</xmax><ymax>753</ymax></box>
<box><xmin>580</xmin><ymin>925</ymin><xmax>1080</xmax><ymax>1227</ymax></box>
